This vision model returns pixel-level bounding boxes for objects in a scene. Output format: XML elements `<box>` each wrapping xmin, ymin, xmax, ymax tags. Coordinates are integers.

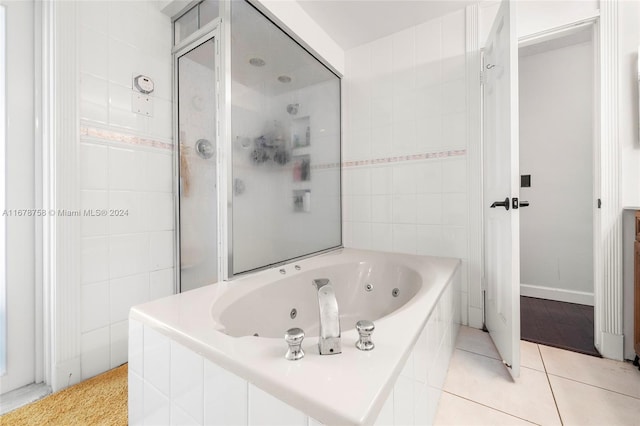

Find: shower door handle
<box><xmin>490</xmin><ymin>198</ymin><xmax>510</xmax><ymax>210</ymax></box>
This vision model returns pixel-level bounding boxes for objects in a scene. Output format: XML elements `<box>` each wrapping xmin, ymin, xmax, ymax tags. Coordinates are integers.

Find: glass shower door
<box><xmin>177</xmin><ymin>37</ymin><xmax>218</xmax><ymax>292</ymax></box>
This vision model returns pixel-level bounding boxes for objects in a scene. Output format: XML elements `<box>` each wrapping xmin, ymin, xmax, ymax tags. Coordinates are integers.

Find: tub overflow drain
<box><xmin>392</xmin><ymin>288</ymin><xmax>400</xmax><ymax>297</ymax></box>
<box><xmin>290</xmin><ymin>308</ymin><xmax>297</xmax><ymax>319</ymax></box>
<box><xmin>365</xmin><ymin>283</ymin><xmax>374</xmax><ymax>292</ymax></box>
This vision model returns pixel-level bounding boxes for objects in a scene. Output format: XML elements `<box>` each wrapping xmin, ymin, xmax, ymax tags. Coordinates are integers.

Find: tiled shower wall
<box><xmin>342</xmin><ymin>9</ymin><xmax>469</xmax><ymax>325</ymax></box>
<box><xmin>77</xmin><ymin>1</ymin><xmax>174</xmax><ymax>380</ymax></box>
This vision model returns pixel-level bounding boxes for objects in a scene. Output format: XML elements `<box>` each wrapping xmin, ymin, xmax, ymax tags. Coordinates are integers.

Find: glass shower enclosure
<box><xmin>174</xmin><ymin>0</ymin><xmax>341</xmax><ymax>291</ymax></box>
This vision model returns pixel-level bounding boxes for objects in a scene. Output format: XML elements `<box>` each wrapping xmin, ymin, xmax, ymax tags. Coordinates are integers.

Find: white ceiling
<box><xmin>296</xmin><ymin>0</ymin><xmax>477</xmax><ymax>50</ymax></box>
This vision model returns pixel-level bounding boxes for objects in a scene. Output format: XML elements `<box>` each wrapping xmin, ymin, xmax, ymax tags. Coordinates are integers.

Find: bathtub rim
<box><xmin>130</xmin><ymin>248</ymin><xmax>461</xmax><ymax>425</ymax></box>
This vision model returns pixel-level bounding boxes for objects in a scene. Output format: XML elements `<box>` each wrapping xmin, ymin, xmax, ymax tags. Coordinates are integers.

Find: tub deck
<box><xmin>130</xmin><ymin>248</ymin><xmax>460</xmax><ymax>425</ymax></box>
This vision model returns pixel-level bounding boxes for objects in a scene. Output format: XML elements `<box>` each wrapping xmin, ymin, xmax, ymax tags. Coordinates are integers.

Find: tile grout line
<box><xmin>545</xmin><ymin>371</ymin><xmax>640</xmax><ymax>401</ymax></box>
<box><xmin>455</xmin><ymin>346</ymin><xmax>546</xmax><ymax>373</ymax></box>
<box><xmin>538</xmin><ymin>344</ymin><xmax>564</xmax><ymax>426</ymax></box>
<box><xmin>440</xmin><ymin>390</ymin><xmax>540</xmax><ymax>425</ymax></box>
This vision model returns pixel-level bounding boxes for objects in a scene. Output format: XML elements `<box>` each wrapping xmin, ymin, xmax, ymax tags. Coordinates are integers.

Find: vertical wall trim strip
<box><xmin>50</xmin><ymin>0</ymin><xmax>81</xmax><ymax>389</ymax></box>
<box><xmin>466</xmin><ymin>4</ymin><xmax>483</xmax><ymax>327</ymax></box>
<box><xmin>599</xmin><ymin>0</ymin><xmax>623</xmax><ymax>359</ymax></box>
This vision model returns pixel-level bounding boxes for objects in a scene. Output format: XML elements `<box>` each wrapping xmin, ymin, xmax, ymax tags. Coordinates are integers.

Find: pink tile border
<box><xmin>80</xmin><ymin>126</ymin><xmax>173</xmax><ymax>151</ymax></box>
<box><xmin>341</xmin><ymin>149</ymin><xmax>466</xmax><ymax>168</ymax></box>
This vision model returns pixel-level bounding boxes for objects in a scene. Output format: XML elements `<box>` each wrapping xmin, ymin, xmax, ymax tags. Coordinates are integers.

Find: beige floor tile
<box><xmin>455</xmin><ymin>326</ymin><xmax>500</xmax><ymax>359</ymax></box>
<box><xmin>549</xmin><ymin>374</ymin><xmax>640</xmax><ymax>425</ymax></box>
<box><xmin>443</xmin><ymin>349</ymin><xmax>561</xmax><ymax>425</ymax></box>
<box><xmin>539</xmin><ymin>344</ymin><xmax>640</xmax><ymax>398</ymax></box>
<box><xmin>520</xmin><ymin>340</ymin><xmax>544</xmax><ymax>372</ymax></box>
<box><xmin>434</xmin><ymin>392</ymin><xmax>535</xmax><ymax>425</ymax></box>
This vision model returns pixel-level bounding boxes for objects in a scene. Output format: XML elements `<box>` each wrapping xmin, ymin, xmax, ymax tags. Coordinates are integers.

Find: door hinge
<box><xmin>597</xmin><ymin>198</ymin><xmax>602</xmax><ymax>209</ymax></box>
<box><xmin>502</xmin><ymin>360</ymin><xmax>512</xmax><ymax>369</ymax></box>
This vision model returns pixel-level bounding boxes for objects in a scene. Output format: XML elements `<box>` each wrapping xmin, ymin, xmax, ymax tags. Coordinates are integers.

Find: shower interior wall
<box><xmin>231</xmin><ymin>79</ymin><xmax>341</xmax><ymax>274</ymax></box>
<box><xmin>342</xmin><ymin>9</ymin><xmax>472</xmax><ymax>326</ymax></box>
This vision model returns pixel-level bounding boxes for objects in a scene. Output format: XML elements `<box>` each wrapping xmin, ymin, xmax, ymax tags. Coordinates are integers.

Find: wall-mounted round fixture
<box><xmin>249</xmin><ymin>57</ymin><xmax>266</xmax><ymax>67</ymax></box>
<box><xmin>278</xmin><ymin>75</ymin><xmax>292</xmax><ymax>83</ymax></box>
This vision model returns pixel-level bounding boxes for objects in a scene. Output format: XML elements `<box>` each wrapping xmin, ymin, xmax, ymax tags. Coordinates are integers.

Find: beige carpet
<box><xmin>1</xmin><ymin>364</ymin><xmax>128</xmax><ymax>425</ymax></box>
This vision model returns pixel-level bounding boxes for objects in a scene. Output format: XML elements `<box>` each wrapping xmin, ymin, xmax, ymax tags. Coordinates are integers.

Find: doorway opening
<box><xmin>518</xmin><ymin>24</ymin><xmax>599</xmax><ymax>357</ymax></box>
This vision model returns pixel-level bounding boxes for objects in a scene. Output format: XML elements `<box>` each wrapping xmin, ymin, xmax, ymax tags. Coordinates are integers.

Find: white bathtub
<box><xmin>129</xmin><ymin>248</ymin><xmax>461</xmax><ymax>425</ymax></box>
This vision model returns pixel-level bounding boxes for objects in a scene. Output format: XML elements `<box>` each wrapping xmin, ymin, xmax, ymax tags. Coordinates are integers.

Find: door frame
<box><xmin>517</xmin><ymin>18</ymin><xmax>600</xmax><ymax>349</ymax></box>
<box><xmin>171</xmin><ymin>20</ymin><xmax>223</xmax><ymax>293</ymax></box>
<box><xmin>468</xmin><ymin>3</ymin><xmax>624</xmax><ymax>360</ymax></box>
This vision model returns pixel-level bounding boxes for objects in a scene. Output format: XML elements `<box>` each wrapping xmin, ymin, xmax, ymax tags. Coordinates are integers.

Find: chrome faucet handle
<box><xmin>285</xmin><ymin>328</ymin><xmax>305</xmax><ymax>360</ymax></box>
<box><xmin>355</xmin><ymin>320</ymin><xmax>375</xmax><ymax>351</ymax></box>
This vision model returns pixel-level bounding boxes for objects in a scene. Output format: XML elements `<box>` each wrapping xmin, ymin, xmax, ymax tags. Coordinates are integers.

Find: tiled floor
<box><xmin>434</xmin><ymin>326</ymin><xmax>640</xmax><ymax>425</ymax></box>
<box><xmin>521</xmin><ymin>296</ymin><xmax>598</xmax><ymax>357</ymax></box>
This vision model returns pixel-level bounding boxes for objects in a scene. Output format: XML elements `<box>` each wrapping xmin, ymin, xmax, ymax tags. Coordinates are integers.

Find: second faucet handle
<box><xmin>285</xmin><ymin>328</ymin><xmax>305</xmax><ymax>360</ymax></box>
<box><xmin>356</xmin><ymin>320</ymin><xmax>375</xmax><ymax>351</ymax></box>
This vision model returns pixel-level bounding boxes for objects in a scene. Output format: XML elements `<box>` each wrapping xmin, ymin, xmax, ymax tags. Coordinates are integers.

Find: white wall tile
<box><xmin>81</xmin><ymin>236</ymin><xmax>109</xmax><ymax>284</ymax></box>
<box><xmin>393</xmin><ymin>90</ymin><xmax>417</xmax><ymax>122</ymax></box>
<box><xmin>149</xmin><ymin>231</ymin><xmax>174</xmax><ymax>271</ymax></box>
<box><xmin>392</xmin><ymin>165</ymin><xmax>418</xmax><ymax>195</ymax></box>
<box><xmin>171</xmin><ymin>341</ymin><xmax>204</xmax><ymax>424</ymax></box>
<box><xmin>150</xmin><ymin>268</ymin><xmax>174</xmax><ymax>300</ymax></box>
<box><xmin>351</xmin><ymin>221</ymin><xmax>372</xmax><ymax>249</ymax></box>
<box><xmin>441</xmin><ymin>79</ymin><xmax>466</xmax><ymax>114</ymax></box>
<box><xmin>109</xmin><ymin>146</ymin><xmax>146</xmax><ymax>191</ymax></box>
<box><xmin>110</xmin><ymin>320</ymin><xmax>128</xmax><ymax>368</ymax></box>
<box><xmin>81</xmin><ymin>73</ymin><xmax>109</xmax><ymax>107</ymax></box>
<box><xmin>393</xmin><ymin>375</ymin><xmax>415</xmax><ymax>426</ymax></box>
<box><xmin>441</xmin><ymin>226</ymin><xmax>468</xmax><ymax>258</ymax></box>
<box><xmin>171</xmin><ymin>403</ymin><xmax>200</xmax><ymax>426</ymax></box>
<box><xmin>416</xmin><ymin>115</ymin><xmax>443</xmax><ymax>151</ymax></box>
<box><xmin>441</xmin><ymin>158</ymin><xmax>467</xmax><ymax>193</ymax></box>
<box><xmin>144</xmin><ymin>192</ymin><xmax>174</xmax><ymax>231</ymax></box>
<box><xmin>416</xmin><ymin>225</ymin><xmax>443</xmax><ymax>257</ymax></box>
<box><xmin>110</xmin><ymin>273</ymin><xmax>150</xmax><ymax>323</ymax></box>
<box><xmin>79</xmin><ymin>2</ymin><xmax>108</xmax><ymax>35</ymax></box>
<box><xmin>109</xmin><ymin>233</ymin><xmax>150</xmax><ymax>278</ymax></box>
<box><xmin>81</xmin><ymin>326</ymin><xmax>110</xmax><ymax>379</ymax></box>
<box><xmin>108</xmin><ymin>37</ymin><xmax>140</xmax><ymax>88</ymax></box>
<box><xmin>442</xmin><ymin>193</ymin><xmax>467</xmax><ymax>226</ymax></box>
<box><xmin>248</xmin><ymin>384</ymin><xmax>307</xmax><ymax>426</ymax></box>
<box><xmin>204</xmin><ymin>359</ymin><xmax>248</xmax><ymax>425</ymax></box>
<box><xmin>392</xmin><ymin>120</ymin><xmax>417</xmax><ymax>154</ymax></box>
<box><xmin>109</xmin><ymin>191</ymin><xmax>143</xmax><ymax>234</ymax></box>
<box><xmin>129</xmin><ymin>371</ymin><xmax>144</xmax><ymax>425</ymax></box>
<box><xmin>370</xmin><ymin>125</ymin><xmax>393</xmax><ymax>158</ymax></box>
<box><xmin>415</xmin><ymin>193</ymin><xmax>442</xmax><ymax>225</ymax></box>
<box><xmin>371</xmin><ymin>167</ymin><xmax>392</xmax><ymax>195</ymax></box>
<box><xmin>371</xmin><ymin>195</ymin><xmax>392</xmax><ymax>223</ymax></box>
<box><xmin>371</xmin><ymin>223</ymin><xmax>393</xmax><ymax>252</ymax></box>
<box><xmin>81</xmin><ymin>143</ymin><xmax>109</xmax><ymax>190</ymax></box>
<box><xmin>143</xmin><ymin>381</ymin><xmax>171</xmax><ymax>425</ymax></box>
<box><xmin>144</xmin><ymin>326</ymin><xmax>171</xmax><ymax>397</ymax></box>
<box><xmin>415</xmin><ymin>161</ymin><xmax>442</xmax><ymax>193</ymax></box>
<box><xmin>392</xmin><ymin>194</ymin><xmax>416</xmax><ymax>224</ymax></box>
<box><xmin>371</xmin><ymin>36</ymin><xmax>393</xmax><ymax>98</ymax></box>
<box><xmin>371</xmin><ymin>96</ymin><xmax>393</xmax><ymax>127</ymax></box>
<box><xmin>145</xmin><ymin>152</ymin><xmax>173</xmax><ymax>192</ymax></box>
<box><xmin>129</xmin><ymin>319</ymin><xmax>144</xmax><ymax>376</ymax></box>
<box><xmin>81</xmin><ymin>281</ymin><xmax>110</xmax><ymax>333</ymax></box>
<box><xmin>442</xmin><ymin>112</ymin><xmax>466</xmax><ymax>149</ymax></box>
<box><xmin>82</xmin><ymin>190</ymin><xmax>109</xmax><ymax>237</ymax></box>
<box><xmin>392</xmin><ymin>27</ymin><xmax>416</xmax><ymax>93</ymax></box>
<box><xmin>392</xmin><ymin>224</ymin><xmax>417</xmax><ymax>254</ymax></box>
<box><xmin>80</xmin><ymin>99</ymin><xmax>109</xmax><ymax>124</ymax></box>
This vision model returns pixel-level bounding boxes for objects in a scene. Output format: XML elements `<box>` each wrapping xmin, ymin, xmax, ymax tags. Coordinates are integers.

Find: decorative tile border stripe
<box><xmin>80</xmin><ymin>126</ymin><xmax>174</xmax><ymax>151</ymax></box>
<box><xmin>342</xmin><ymin>149</ymin><xmax>467</xmax><ymax>168</ymax></box>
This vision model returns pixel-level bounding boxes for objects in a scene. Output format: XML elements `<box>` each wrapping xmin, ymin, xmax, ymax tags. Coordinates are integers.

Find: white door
<box><xmin>483</xmin><ymin>0</ymin><xmax>520</xmax><ymax>379</ymax></box>
<box><xmin>0</xmin><ymin>0</ymin><xmax>36</xmax><ymax>394</ymax></box>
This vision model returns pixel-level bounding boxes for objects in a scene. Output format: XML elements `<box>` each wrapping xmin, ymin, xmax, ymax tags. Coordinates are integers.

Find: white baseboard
<box><xmin>520</xmin><ymin>283</ymin><xmax>594</xmax><ymax>306</ymax></box>
<box><xmin>599</xmin><ymin>331</ymin><xmax>624</xmax><ymax>361</ymax></box>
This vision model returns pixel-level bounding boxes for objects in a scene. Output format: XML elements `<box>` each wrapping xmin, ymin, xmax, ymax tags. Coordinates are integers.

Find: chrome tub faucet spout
<box><xmin>312</xmin><ymin>278</ymin><xmax>341</xmax><ymax>355</ymax></box>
